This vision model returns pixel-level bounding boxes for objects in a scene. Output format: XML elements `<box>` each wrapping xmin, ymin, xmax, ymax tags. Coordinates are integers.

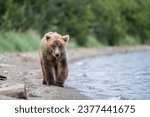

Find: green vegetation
<box><xmin>117</xmin><ymin>36</ymin><xmax>141</xmax><ymax>46</ymax></box>
<box><xmin>0</xmin><ymin>31</ymin><xmax>40</xmax><ymax>52</ymax></box>
<box><xmin>0</xmin><ymin>0</ymin><xmax>150</xmax><ymax>52</ymax></box>
<box><xmin>84</xmin><ymin>35</ymin><xmax>104</xmax><ymax>47</ymax></box>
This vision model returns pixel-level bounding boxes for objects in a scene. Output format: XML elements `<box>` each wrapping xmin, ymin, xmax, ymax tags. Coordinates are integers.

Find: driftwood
<box><xmin>0</xmin><ymin>75</ymin><xmax>7</xmax><ymax>80</ymax></box>
<box><xmin>0</xmin><ymin>84</ymin><xmax>27</xmax><ymax>99</ymax></box>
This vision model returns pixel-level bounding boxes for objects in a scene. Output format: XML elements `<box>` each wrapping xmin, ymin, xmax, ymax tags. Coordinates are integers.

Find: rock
<box><xmin>0</xmin><ymin>75</ymin><xmax>7</xmax><ymax>80</ymax></box>
<box><xmin>0</xmin><ymin>84</ymin><xmax>27</xmax><ymax>99</ymax></box>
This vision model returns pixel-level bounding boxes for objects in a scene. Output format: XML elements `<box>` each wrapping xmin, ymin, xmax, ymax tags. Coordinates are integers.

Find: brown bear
<box><xmin>39</xmin><ymin>32</ymin><xmax>69</xmax><ymax>87</ymax></box>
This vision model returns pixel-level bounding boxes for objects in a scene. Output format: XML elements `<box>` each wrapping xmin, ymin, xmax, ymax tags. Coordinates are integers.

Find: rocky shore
<box><xmin>0</xmin><ymin>45</ymin><xmax>150</xmax><ymax>100</ymax></box>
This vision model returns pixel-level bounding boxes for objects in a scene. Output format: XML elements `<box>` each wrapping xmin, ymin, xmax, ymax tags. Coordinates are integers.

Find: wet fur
<box><xmin>39</xmin><ymin>32</ymin><xmax>69</xmax><ymax>87</ymax></box>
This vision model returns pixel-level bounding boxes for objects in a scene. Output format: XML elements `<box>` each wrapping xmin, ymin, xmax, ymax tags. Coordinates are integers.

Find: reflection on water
<box><xmin>66</xmin><ymin>51</ymin><xmax>150</xmax><ymax>100</ymax></box>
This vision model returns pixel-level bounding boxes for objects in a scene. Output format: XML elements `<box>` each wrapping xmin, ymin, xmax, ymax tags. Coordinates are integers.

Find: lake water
<box><xmin>66</xmin><ymin>51</ymin><xmax>150</xmax><ymax>100</ymax></box>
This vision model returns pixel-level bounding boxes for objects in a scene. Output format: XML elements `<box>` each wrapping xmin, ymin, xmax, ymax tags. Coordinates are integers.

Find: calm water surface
<box><xmin>66</xmin><ymin>51</ymin><xmax>150</xmax><ymax>100</ymax></box>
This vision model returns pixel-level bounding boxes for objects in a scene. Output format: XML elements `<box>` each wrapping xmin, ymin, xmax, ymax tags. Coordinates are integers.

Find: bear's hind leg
<box><xmin>40</xmin><ymin>60</ymin><xmax>47</xmax><ymax>85</ymax></box>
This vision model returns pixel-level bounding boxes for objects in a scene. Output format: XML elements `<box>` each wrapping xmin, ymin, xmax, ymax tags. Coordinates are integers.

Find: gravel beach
<box><xmin>0</xmin><ymin>45</ymin><xmax>150</xmax><ymax>100</ymax></box>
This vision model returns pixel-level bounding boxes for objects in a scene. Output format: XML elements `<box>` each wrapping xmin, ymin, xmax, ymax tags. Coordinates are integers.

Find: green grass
<box><xmin>84</xmin><ymin>35</ymin><xmax>103</xmax><ymax>47</ymax></box>
<box><xmin>0</xmin><ymin>31</ymin><xmax>40</xmax><ymax>52</ymax></box>
<box><xmin>0</xmin><ymin>31</ymin><xmax>144</xmax><ymax>52</ymax></box>
<box><xmin>67</xmin><ymin>35</ymin><xmax>106</xmax><ymax>48</ymax></box>
<box><xmin>117</xmin><ymin>36</ymin><xmax>141</xmax><ymax>46</ymax></box>
<box><xmin>67</xmin><ymin>37</ymin><xmax>80</xmax><ymax>48</ymax></box>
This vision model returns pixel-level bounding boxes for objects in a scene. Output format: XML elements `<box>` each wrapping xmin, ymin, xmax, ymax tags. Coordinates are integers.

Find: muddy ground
<box><xmin>0</xmin><ymin>45</ymin><xmax>150</xmax><ymax>100</ymax></box>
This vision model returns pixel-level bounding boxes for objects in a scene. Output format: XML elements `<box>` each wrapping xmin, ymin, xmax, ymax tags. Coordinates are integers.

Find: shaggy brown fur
<box><xmin>39</xmin><ymin>32</ymin><xmax>69</xmax><ymax>87</ymax></box>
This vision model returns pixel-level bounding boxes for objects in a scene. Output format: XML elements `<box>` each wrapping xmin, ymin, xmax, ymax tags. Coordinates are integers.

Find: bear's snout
<box><xmin>55</xmin><ymin>47</ymin><xmax>61</xmax><ymax>58</ymax></box>
<box><xmin>55</xmin><ymin>53</ymin><xmax>60</xmax><ymax>57</ymax></box>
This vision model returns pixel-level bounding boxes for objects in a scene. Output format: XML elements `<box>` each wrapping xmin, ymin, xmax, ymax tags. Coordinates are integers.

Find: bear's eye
<box><xmin>52</xmin><ymin>45</ymin><xmax>56</xmax><ymax>48</ymax></box>
<box><xmin>58</xmin><ymin>45</ymin><xmax>62</xmax><ymax>48</ymax></box>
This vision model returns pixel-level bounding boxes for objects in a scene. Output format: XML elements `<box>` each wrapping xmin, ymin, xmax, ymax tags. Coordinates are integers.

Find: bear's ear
<box><xmin>46</xmin><ymin>35</ymin><xmax>51</xmax><ymax>40</ymax></box>
<box><xmin>62</xmin><ymin>35</ymin><xmax>69</xmax><ymax>43</ymax></box>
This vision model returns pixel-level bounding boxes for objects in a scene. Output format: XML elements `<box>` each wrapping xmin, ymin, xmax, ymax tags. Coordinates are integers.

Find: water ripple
<box><xmin>67</xmin><ymin>51</ymin><xmax>150</xmax><ymax>100</ymax></box>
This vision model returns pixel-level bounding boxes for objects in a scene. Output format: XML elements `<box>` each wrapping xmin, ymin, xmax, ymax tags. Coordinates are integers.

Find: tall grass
<box><xmin>0</xmin><ymin>31</ymin><xmax>40</xmax><ymax>52</ymax></box>
<box><xmin>117</xmin><ymin>36</ymin><xmax>141</xmax><ymax>46</ymax></box>
<box><xmin>0</xmin><ymin>31</ymin><xmax>144</xmax><ymax>53</ymax></box>
<box><xmin>84</xmin><ymin>35</ymin><xmax>102</xmax><ymax>47</ymax></box>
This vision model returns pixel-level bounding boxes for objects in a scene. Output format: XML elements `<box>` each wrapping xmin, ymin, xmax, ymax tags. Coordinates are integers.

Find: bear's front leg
<box><xmin>55</xmin><ymin>59</ymin><xmax>68</xmax><ymax>87</ymax></box>
<box><xmin>44</xmin><ymin>63</ymin><xmax>55</xmax><ymax>85</ymax></box>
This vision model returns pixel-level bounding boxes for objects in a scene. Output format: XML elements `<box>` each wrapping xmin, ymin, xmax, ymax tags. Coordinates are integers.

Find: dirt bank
<box><xmin>0</xmin><ymin>45</ymin><xmax>150</xmax><ymax>100</ymax></box>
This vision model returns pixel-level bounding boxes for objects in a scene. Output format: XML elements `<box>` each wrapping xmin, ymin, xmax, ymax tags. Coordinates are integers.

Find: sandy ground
<box><xmin>0</xmin><ymin>45</ymin><xmax>150</xmax><ymax>100</ymax></box>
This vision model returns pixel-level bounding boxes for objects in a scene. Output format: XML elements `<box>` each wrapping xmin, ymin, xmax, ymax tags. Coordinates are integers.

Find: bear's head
<box><xmin>44</xmin><ymin>32</ymin><xmax>69</xmax><ymax>58</ymax></box>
